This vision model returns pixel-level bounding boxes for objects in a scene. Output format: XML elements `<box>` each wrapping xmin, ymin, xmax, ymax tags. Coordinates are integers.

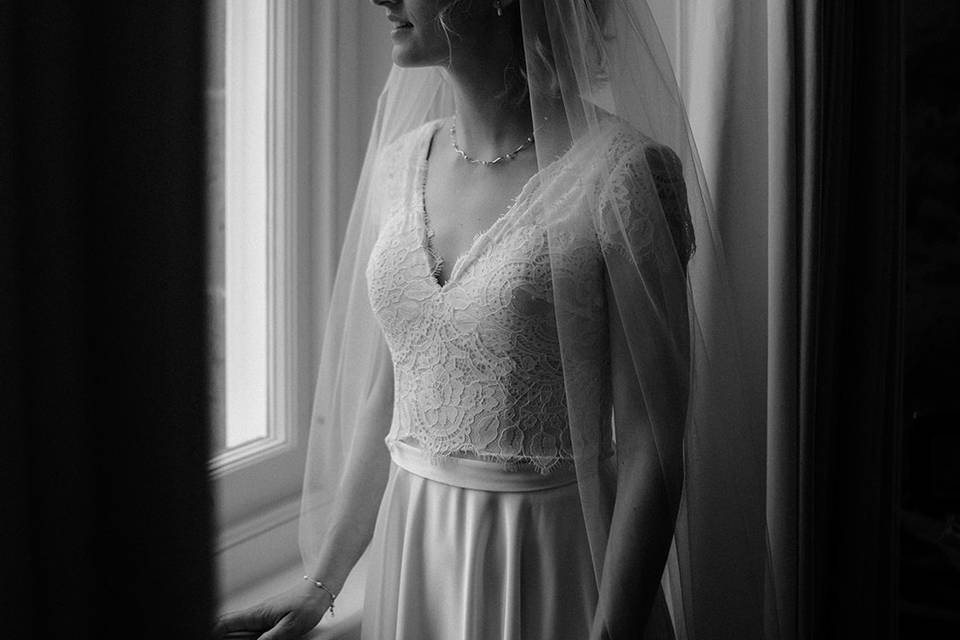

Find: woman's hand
<box><xmin>212</xmin><ymin>581</ymin><xmax>330</xmax><ymax>640</ymax></box>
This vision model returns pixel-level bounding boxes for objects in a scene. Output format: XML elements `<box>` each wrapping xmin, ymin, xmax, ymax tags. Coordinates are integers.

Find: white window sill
<box><xmin>220</xmin><ymin>554</ymin><xmax>367</xmax><ymax>640</ymax></box>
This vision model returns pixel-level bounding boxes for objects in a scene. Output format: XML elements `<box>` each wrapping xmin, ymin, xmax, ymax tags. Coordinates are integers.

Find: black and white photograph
<box><xmin>3</xmin><ymin>1</ymin><xmax>956</xmax><ymax>639</ymax></box>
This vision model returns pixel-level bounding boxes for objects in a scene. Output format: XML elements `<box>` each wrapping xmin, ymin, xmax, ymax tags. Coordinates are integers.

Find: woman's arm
<box><xmin>305</xmin><ymin>342</ymin><xmax>395</xmax><ymax>594</ymax></box>
<box><xmin>214</xmin><ymin>343</ymin><xmax>395</xmax><ymax>640</ymax></box>
<box><xmin>590</xmin><ymin>140</ymin><xmax>691</xmax><ymax>639</ymax></box>
<box><xmin>589</xmin><ymin>274</ymin><xmax>684</xmax><ymax>639</ymax></box>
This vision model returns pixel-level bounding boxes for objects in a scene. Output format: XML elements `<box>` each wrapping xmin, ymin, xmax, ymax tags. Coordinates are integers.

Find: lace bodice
<box><xmin>365</xmin><ymin>119</ymin><xmax>689</xmax><ymax>473</ymax></box>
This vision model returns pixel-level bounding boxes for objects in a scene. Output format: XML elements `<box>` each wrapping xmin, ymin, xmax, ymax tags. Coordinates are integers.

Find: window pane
<box><xmin>208</xmin><ymin>0</ymin><xmax>270</xmax><ymax>459</ymax></box>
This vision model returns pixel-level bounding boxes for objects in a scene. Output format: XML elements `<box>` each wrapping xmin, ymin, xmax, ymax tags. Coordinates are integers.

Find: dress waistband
<box><xmin>388</xmin><ymin>440</ymin><xmax>579</xmax><ymax>493</ymax></box>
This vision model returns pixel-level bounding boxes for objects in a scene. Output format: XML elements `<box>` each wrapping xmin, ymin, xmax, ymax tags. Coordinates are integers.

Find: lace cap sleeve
<box><xmin>594</xmin><ymin>127</ymin><xmax>696</xmax><ymax>268</ymax></box>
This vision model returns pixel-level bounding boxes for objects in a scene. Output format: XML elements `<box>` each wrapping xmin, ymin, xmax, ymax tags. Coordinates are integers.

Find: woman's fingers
<box><xmin>211</xmin><ymin>587</ymin><xmax>322</xmax><ymax>640</ymax></box>
<box><xmin>212</xmin><ymin>606</ymin><xmax>275</xmax><ymax>638</ymax></box>
<box><xmin>255</xmin><ymin>612</ymin><xmax>300</xmax><ymax>640</ymax></box>
<box><xmin>212</xmin><ymin>612</ymin><xmax>244</xmax><ymax>637</ymax></box>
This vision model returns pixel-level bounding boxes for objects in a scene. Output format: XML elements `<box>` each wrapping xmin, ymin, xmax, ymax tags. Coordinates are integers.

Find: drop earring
<box><xmin>494</xmin><ymin>1</ymin><xmax>503</xmax><ymax>17</ymax></box>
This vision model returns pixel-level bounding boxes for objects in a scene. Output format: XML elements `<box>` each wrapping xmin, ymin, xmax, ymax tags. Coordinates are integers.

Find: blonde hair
<box><xmin>437</xmin><ymin>0</ymin><xmax>611</xmax><ymax>108</ymax></box>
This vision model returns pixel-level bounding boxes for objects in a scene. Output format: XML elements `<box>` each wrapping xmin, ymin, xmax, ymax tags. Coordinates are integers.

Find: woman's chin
<box><xmin>391</xmin><ymin>50</ymin><xmax>417</xmax><ymax>68</ymax></box>
<box><xmin>391</xmin><ymin>50</ymin><xmax>429</xmax><ymax>68</ymax></box>
<box><xmin>389</xmin><ymin>41</ymin><xmax>446</xmax><ymax>69</ymax></box>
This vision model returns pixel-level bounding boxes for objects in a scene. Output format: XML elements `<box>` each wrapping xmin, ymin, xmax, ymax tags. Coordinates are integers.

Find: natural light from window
<box><xmin>209</xmin><ymin>0</ymin><xmax>271</xmax><ymax>460</ymax></box>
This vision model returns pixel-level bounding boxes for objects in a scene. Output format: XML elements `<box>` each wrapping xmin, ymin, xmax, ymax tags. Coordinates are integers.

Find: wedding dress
<box><xmin>300</xmin><ymin>2</ymin><xmax>780</xmax><ymax>638</ymax></box>
<box><xmin>359</xmin><ymin>117</ymin><xmax>684</xmax><ymax>639</ymax></box>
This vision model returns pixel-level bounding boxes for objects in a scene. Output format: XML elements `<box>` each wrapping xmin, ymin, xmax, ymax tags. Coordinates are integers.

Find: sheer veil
<box><xmin>300</xmin><ymin>1</ymin><xmax>780</xmax><ymax>637</ymax></box>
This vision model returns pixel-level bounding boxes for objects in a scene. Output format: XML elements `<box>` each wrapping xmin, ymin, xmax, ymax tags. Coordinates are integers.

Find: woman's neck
<box><xmin>444</xmin><ymin>42</ymin><xmax>532</xmax><ymax>161</ymax></box>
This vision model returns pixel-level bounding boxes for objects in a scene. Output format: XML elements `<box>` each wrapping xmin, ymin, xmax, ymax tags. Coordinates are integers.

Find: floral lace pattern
<box><xmin>365</xmin><ymin>119</ymin><xmax>691</xmax><ymax>472</ymax></box>
<box><xmin>594</xmin><ymin>126</ymin><xmax>695</xmax><ymax>269</ymax></box>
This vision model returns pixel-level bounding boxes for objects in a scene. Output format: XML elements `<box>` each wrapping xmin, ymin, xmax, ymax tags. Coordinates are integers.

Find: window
<box><xmin>206</xmin><ymin>0</ymin><xmax>389</xmax><ymax>599</ymax></box>
<box><xmin>207</xmin><ymin>0</ymin><xmax>315</xmax><ymax>596</ymax></box>
<box><xmin>212</xmin><ymin>0</ymin><xmax>269</xmax><ymax>460</ymax></box>
<box><xmin>209</xmin><ymin>0</ymin><xmax>302</xmax><ymax>473</ymax></box>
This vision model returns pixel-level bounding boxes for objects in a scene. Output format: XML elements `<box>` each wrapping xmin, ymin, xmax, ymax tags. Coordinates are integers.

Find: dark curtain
<box><xmin>797</xmin><ymin>0</ymin><xmax>904</xmax><ymax>638</ymax></box>
<box><xmin>1</xmin><ymin>2</ymin><xmax>214</xmax><ymax>638</ymax></box>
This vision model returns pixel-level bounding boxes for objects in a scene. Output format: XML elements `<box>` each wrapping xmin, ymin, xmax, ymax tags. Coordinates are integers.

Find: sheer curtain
<box><xmin>676</xmin><ymin>1</ymin><xmax>902</xmax><ymax>638</ymax></box>
<box><xmin>689</xmin><ymin>0</ymin><xmax>904</xmax><ymax>637</ymax></box>
<box><xmin>678</xmin><ymin>2</ymin><xmax>778</xmax><ymax>637</ymax></box>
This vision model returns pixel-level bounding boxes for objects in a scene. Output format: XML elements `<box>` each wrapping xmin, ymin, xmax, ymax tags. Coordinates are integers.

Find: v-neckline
<box><xmin>415</xmin><ymin>119</ymin><xmax>543</xmax><ymax>292</ymax></box>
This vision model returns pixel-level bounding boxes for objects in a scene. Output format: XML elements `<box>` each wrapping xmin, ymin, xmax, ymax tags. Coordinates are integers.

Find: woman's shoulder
<box><xmin>593</xmin><ymin>115</ymin><xmax>683</xmax><ymax>182</ymax></box>
<box><xmin>550</xmin><ymin>115</ymin><xmax>683</xmax><ymax>205</ymax></box>
<box><xmin>587</xmin><ymin>115</ymin><xmax>695</xmax><ymax>263</ymax></box>
<box><xmin>367</xmin><ymin>118</ymin><xmax>443</xmax><ymax>189</ymax></box>
<box><xmin>356</xmin><ymin>120</ymin><xmax>435</xmax><ymax>198</ymax></box>
<box><xmin>378</xmin><ymin>119</ymin><xmax>443</xmax><ymax>163</ymax></box>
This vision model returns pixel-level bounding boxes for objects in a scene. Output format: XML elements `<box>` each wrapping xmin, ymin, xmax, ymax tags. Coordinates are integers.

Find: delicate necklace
<box><xmin>449</xmin><ymin>116</ymin><xmax>535</xmax><ymax>167</ymax></box>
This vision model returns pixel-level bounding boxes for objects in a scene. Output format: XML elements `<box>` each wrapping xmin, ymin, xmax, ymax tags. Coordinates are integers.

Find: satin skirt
<box><xmin>361</xmin><ymin>441</ymin><xmax>598</xmax><ymax>640</ymax></box>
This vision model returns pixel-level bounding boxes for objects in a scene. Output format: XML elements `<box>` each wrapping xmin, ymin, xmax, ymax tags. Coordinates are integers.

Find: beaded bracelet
<box><xmin>302</xmin><ymin>575</ymin><xmax>337</xmax><ymax>617</ymax></box>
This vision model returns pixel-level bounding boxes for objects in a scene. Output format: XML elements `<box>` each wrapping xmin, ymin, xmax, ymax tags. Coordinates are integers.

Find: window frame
<box><xmin>210</xmin><ymin>0</ymin><xmax>384</xmax><ymax>599</ymax></box>
<box><xmin>211</xmin><ymin>0</ymin><xmax>315</xmax><ymax>595</ymax></box>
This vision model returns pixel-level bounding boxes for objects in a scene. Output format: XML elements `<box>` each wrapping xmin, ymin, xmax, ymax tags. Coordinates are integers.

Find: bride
<box><xmin>215</xmin><ymin>1</ymin><xmax>769</xmax><ymax>638</ymax></box>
